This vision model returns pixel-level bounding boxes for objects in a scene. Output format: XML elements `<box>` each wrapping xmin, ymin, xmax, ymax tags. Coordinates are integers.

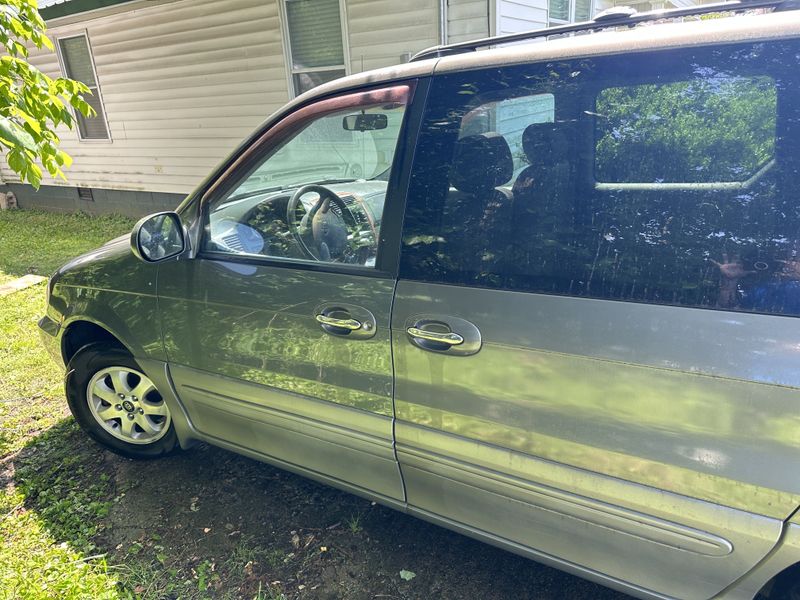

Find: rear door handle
<box><xmin>406</xmin><ymin>327</ymin><xmax>464</xmax><ymax>346</ymax></box>
<box><xmin>404</xmin><ymin>315</ymin><xmax>481</xmax><ymax>356</ymax></box>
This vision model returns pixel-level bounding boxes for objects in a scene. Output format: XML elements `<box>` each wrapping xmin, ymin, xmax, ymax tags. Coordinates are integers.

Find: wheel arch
<box><xmin>61</xmin><ymin>319</ymin><xmax>133</xmax><ymax>366</ymax></box>
<box><xmin>756</xmin><ymin>562</ymin><xmax>800</xmax><ymax>599</ymax></box>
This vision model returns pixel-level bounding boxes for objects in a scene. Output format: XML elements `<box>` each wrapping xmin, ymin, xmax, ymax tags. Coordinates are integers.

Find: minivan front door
<box><xmin>158</xmin><ymin>84</ymin><xmax>415</xmax><ymax>502</ymax></box>
<box><xmin>391</xmin><ymin>42</ymin><xmax>800</xmax><ymax>599</ymax></box>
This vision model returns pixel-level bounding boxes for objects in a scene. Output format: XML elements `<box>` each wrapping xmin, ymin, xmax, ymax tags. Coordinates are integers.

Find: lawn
<box><xmin>0</xmin><ymin>209</ymin><xmax>626</xmax><ymax>600</ymax></box>
<box><xmin>0</xmin><ymin>211</ymin><xmax>134</xmax><ymax>599</ymax></box>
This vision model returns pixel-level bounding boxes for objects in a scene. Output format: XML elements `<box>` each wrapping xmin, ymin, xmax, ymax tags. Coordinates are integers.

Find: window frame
<box><xmin>279</xmin><ymin>0</ymin><xmax>351</xmax><ymax>98</ymax></box>
<box><xmin>197</xmin><ymin>81</ymin><xmax>420</xmax><ymax>279</ymax></box>
<box><xmin>54</xmin><ymin>31</ymin><xmax>112</xmax><ymax>143</ymax></box>
<box><xmin>548</xmin><ymin>0</ymin><xmax>595</xmax><ymax>25</ymax></box>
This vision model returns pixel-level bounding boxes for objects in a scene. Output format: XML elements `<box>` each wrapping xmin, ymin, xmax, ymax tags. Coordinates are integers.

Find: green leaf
<box><xmin>7</xmin><ymin>150</ymin><xmax>26</xmax><ymax>173</ymax></box>
<box><xmin>0</xmin><ymin>1</ymin><xmax>85</xmax><ymax>184</ymax></box>
<box><xmin>399</xmin><ymin>570</ymin><xmax>416</xmax><ymax>581</ymax></box>
<box><xmin>14</xmin><ymin>108</ymin><xmax>41</xmax><ymax>134</ymax></box>
<box><xmin>0</xmin><ymin>117</ymin><xmax>35</xmax><ymax>151</ymax></box>
<box><xmin>56</xmin><ymin>150</ymin><xmax>72</xmax><ymax>168</ymax></box>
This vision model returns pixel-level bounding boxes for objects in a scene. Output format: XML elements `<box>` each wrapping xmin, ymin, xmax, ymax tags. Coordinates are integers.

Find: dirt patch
<box><xmin>9</xmin><ymin>421</ymin><xmax>632</xmax><ymax>599</ymax></box>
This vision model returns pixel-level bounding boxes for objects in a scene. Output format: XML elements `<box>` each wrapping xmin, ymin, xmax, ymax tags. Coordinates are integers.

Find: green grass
<box><xmin>0</xmin><ymin>209</ymin><xmax>134</xmax><ymax>280</ymax></box>
<box><xmin>0</xmin><ymin>488</ymin><xmax>118</xmax><ymax>600</ymax></box>
<box><xmin>0</xmin><ymin>210</ymin><xmax>134</xmax><ymax>456</ymax></box>
<box><xmin>0</xmin><ymin>209</ymin><xmax>134</xmax><ymax>600</ymax></box>
<box><xmin>0</xmin><ymin>285</ymin><xmax>63</xmax><ymax>456</ymax></box>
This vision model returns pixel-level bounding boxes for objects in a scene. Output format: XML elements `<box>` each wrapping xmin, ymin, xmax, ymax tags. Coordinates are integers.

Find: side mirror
<box><xmin>131</xmin><ymin>212</ymin><xmax>186</xmax><ymax>262</ymax></box>
<box><xmin>342</xmin><ymin>113</ymin><xmax>388</xmax><ymax>131</ymax></box>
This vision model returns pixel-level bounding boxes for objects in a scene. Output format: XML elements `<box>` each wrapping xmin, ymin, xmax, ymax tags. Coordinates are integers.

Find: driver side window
<box><xmin>203</xmin><ymin>86</ymin><xmax>409</xmax><ymax>268</ymax></box>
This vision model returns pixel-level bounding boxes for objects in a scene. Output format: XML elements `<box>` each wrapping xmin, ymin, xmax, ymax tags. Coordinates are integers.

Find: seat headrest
<box><xmin>521</xmin><ymin>123</ymin><xmax>571</xmax><ymax>164</ymax></box>
<box><xmin>450</xmin><ymin>133</ymin><xmax>513</xmax><ymax>195</ymax></box>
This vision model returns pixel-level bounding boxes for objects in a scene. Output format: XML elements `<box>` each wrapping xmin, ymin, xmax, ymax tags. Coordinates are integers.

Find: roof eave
<box><xmin>39</xmin><ymin>0</ymin><xmax>138</xmax><ymax>21</ymax></box>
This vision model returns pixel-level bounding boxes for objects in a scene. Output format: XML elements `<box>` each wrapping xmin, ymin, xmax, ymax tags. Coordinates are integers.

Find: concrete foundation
<box><xmin>1</xmin><ymin>183</ymin><xmax>186</xmax><ymax>218</ymax></box>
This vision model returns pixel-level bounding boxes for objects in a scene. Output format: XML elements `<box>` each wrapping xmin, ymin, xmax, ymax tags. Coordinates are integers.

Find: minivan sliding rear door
<box><xmin>390</xmin><ymin>39</ymin><xmax>800</xmax><ymax>599</ymax></box>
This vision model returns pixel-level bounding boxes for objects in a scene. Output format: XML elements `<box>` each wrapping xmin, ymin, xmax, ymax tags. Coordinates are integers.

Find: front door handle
<box><xmin>406</xmin><ymin>327</ymin><xmax>464</xmax><ymax>346</ymax></box>
<box><xmin>404</xmin><ymin>315</ymin><xmax>481</xmax><ymax>356</ymax></box>
<box><xmin>314</xmin><ymin>303</ymin><xmax>377</xmax><ymax>340</ymax></box>
<box><xmin>316</xmin><ymin>314</ymin><xmax>362</xmax><ymax>331</ymax></box>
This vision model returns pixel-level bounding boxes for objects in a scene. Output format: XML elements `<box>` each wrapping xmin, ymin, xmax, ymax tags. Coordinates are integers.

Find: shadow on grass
<box><xmin>10</xmin><ymin>418</ymin><xmax>630</xmax><ymax>600</ymax></box>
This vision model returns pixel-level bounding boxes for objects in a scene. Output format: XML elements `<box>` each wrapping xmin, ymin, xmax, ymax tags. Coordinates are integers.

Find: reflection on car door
<box><xmin>391</xmin><ymin>42</ymin><xmax>800</xmax><ymax>598</ymax></box>
<box><xmin>157</xmin><ymin>85</ymin><xmax>415</xmax><ymax>502</ymax></box>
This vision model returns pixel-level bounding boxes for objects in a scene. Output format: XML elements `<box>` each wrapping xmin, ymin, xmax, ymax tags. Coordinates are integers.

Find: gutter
<box><xmin>439</xmin><ymin>0</ymin><xmax>448</xmax><ymax>44</ymax></box>
<box><xmin>39</xmin><ymin>0</ymin><xmax>138</xmax><ymax>20</ymax></box>
<box><xmin>41</xmin><ymin>0</ymin><xmax>184</xmax><ymax>26</ymax></box>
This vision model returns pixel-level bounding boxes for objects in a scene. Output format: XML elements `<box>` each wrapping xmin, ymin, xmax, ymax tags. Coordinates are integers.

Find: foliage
<box><xmin>596</xmin><ymin>74</ymin><xmax>776</xmax><ymax>183</ymax></box>
<box><xmin>0</xmin><ymin>0</ymin><xmax>94</xmax><ymax>188</ymax></box>
<box><xmin>0</xmin><ymin>487</ymin><xmax>118</xmax><ymax>600</ymax></box>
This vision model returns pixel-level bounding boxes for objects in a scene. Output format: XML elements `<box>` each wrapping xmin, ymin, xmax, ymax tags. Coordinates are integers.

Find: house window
<box><xmin>57</xmin><ymin>34</ymin><xmax>110</xmax><ymax>140</ymax></box>
<box><xmin>549</xmin><ymin>0</ymin><xmax>593</xmax><ymax>24</ymax></box>
<box><xmin>283</xmin><ymin>0</ymin><xmax>348</xmax><ymax>96</ymax></box>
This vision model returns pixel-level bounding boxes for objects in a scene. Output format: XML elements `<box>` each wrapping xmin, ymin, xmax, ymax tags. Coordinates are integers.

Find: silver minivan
<box><xmin>38</xmin><ymin>4</ymin><xmax>800</xmax><ymax>598</ymax></box>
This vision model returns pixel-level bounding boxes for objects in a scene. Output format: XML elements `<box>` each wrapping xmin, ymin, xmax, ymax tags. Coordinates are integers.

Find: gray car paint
<box><xmin>156</xmin><ymin>257</ymin><xmax>404</xmax><ymax>500</ymax></box>
<box><xmin>391</xmin><ymin>280</ymin><xmax>796</xmax><ymax>599</ymax></box>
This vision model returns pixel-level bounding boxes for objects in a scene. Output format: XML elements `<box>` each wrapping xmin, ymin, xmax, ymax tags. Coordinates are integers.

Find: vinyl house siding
<box><xmin>448</xmin><ymin>0</ymin><xmax>490</xmax><ymax>43</ymax></box>
<box><xmin>0</xmin><ymin>0</ymin><xmax>440</xmax><ymax>200</ymax></box>
<box><xmin>0</xmin><ymin>0</ymin><xmax>281</xmax><ymax>194</ymax></box>
<box><xmin>348</xmin><ymin>0</ymin><xmax>438</xmax><ymax>71</ymax></box>
<box><xmin>497</xmin><ymin>0</ymin><xmax>548</xmax><ymax>34</ymax></box>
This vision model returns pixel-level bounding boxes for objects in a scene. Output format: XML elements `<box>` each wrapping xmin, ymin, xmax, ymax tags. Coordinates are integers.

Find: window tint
<box><xmin>461</xmin><ymin>94</ymin><xmax>555</xmax><ymax>175</ymax></box>
<box><xmin>204</xmin><ymin>90</ymin><xmax>408</xmax><ymax>268</ymax></box>
<box><xmin>399</xmin><ymin>41</ymin><xmax>800</xmax><ymax>315</ymax></box>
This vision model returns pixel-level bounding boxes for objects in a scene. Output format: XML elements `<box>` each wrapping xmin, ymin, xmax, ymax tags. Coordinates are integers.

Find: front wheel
<box><xmin>66</xmin><ymin>342</ymin><xmax>178</xmax><ymax>459</ymax></box>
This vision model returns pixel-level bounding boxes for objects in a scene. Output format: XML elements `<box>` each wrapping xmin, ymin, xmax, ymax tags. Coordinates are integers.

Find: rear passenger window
<box><xmin>596</xmin><ymin>77</ymin><xmax>776</xmax><ymax>184</ymax></box>
<box><xmin>400</xmin><ymin>41</ymin><xmax>800</xmax><ymax>315</ymax></box>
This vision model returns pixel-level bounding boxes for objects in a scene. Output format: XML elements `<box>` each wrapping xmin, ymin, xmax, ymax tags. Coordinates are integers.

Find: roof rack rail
<box><xmin>410</xmin><ymin>0</ymin><xmax>788</xmax><ymax>62</ymax></box>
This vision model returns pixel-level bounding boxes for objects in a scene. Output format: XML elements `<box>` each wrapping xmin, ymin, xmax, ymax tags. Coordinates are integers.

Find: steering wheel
<box><xmin>286</xmin><ymin>184</ymin><xmax>367</xmax><ymax>262</ymax></box>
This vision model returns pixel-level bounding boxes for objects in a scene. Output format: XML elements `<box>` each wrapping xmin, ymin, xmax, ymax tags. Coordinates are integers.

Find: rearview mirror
<box><xmin>342</xmin><ymin>113</ymin><xmax>388</xmax><ymax>132</ymax></box>
<box><xmin>131</xmin><ymin>212</ymin><xmax>186</xmax><ymax>262</ymax></box>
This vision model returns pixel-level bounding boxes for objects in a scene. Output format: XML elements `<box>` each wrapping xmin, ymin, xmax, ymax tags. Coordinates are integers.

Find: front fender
<box><xmin>50</xmin><ymin>236</ymin><xmax>165</xmax><ymax>362</ymax></box>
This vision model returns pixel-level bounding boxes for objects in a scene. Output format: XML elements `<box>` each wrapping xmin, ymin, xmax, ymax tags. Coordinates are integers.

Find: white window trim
<box><xmin>54</xmin><ymin>30</ymin><xmax>112</xmax><ymax>143</ymax></box>
<box><xmin>278</xmin><ymin>0</ymin><xmax>351</xmax><ymax>99</ymax></box>
<box><xmin>547</xmin><ymin>0</ymin><xmax>596</xmax><ymax>25</ymax></box>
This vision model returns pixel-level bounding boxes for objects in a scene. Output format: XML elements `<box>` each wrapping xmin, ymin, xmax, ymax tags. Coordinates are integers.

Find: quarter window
<box><xmin>283</xmin><ymin>0</ymin><xmax>347</xmax><ymax>96</ymax></box>
<box><xmin>57</xmin><ymin>34</ymin><xmax>110</xmax><ymax>140</ymax></box>
<box><xmin>399</xmin><ymin>41</ymin><xmax>800</xmax><ymax>316</ymax></box>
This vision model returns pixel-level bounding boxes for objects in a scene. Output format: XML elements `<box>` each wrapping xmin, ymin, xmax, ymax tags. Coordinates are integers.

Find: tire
<box><xmin>65</xmin><ymin>341</ymin><xmax>178</xmax><ymax>459</ymax></box>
